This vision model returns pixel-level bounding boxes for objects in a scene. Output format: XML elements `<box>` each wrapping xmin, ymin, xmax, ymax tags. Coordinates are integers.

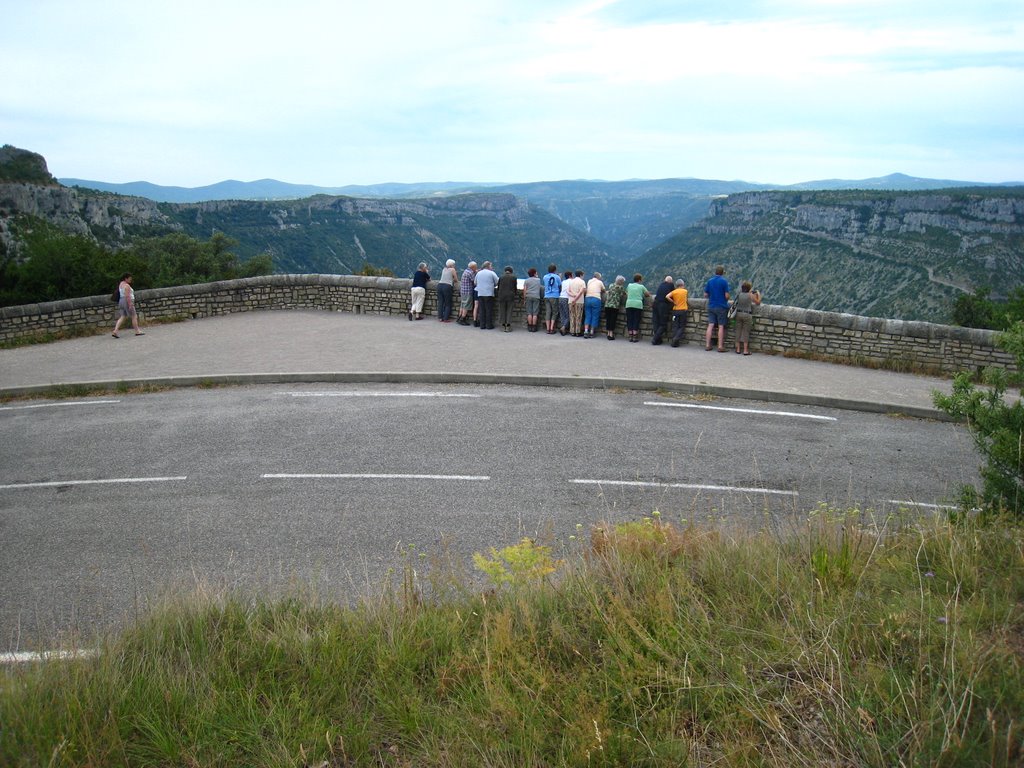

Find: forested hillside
<box><xmin>163</xmin><ymin>193</ymin><xmax>621</xmax><ymax>278</ymax></box>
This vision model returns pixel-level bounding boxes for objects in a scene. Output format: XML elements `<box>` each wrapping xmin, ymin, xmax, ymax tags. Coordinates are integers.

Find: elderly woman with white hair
<box><xmin>603</xmin><ymin>275</ymin><xmax>627</xmax><ymax>340</ymax></box>
<box><xmin>436</xmin><ymin>259</ymin><xmax>458</xmax><ymax>322</ymax></box>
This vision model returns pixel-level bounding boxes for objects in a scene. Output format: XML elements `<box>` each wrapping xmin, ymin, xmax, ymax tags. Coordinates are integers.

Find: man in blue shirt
<box><xmin>541</xmin><ymin>264</ymin><xmax>562</xmax><ymax>335</ymax></box>
<box><xmin>704</xmin><ymin>265</ymin><xmax>731</xmax><ymax>352</ymax></box>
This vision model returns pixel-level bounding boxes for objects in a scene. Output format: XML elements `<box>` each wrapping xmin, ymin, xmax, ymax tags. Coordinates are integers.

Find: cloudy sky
<box><xmin>4</xmin><ymin>0</ymin><xmax>1023</xmax><ymax>186</ymax></box>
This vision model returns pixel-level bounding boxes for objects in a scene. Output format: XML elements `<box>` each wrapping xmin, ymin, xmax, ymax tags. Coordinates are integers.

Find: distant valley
<box><xmin>3</xmin><ymin>145</ymin><xmax>1024</xmax><ymax>323</ymax></box>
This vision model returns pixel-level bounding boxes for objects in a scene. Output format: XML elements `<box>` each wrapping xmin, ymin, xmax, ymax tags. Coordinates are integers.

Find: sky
<box><xmin>3</xmin><ymin>0</ymin><xmax>1023</xmax><ymax>187</ymax></box>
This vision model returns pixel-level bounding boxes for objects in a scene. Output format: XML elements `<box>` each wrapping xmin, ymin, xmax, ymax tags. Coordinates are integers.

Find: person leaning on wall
<box><xmin>732</xmin><ymin>281</ymin><xmax>762</xmax><ymax>355</ymax></box>
<box><xmin>409</xmin><ymin>262</ymin><xmax>430</xmax><ymax>320</ymax></box>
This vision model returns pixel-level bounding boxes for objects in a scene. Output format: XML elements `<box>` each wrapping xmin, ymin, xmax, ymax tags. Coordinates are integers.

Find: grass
<box><xmin>780</xmin><ymin>347</ymin><xmax>953</xmax><ymax>379</ymax></box>
<box><xmin>1</xmin><ymin>509</ymin><xmax>1021</xmax><ymax>767</ymax></box>
<box><xmin>0</xmin><ymin>381</ymin><xmax>173</xmax><ymax>404</ymax></box>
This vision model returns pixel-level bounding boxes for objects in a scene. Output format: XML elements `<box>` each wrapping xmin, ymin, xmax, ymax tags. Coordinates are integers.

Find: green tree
<box><xmin>126</xmin><ymin>232</ymin><xmax>272</xmax><ymax>287</ymax></box>
<box><xmin>0</xmin><ymin>225</ymin><xmax>273</xmax><ymax>307</ymax></box>
<box><xmin>952</xmin><ymin>287</ymin><xmax>1024</xmax><ymax>331</ymax></box>
<box><xmin>934</xmin><ymin>322</ymin><xmax>1024</xmax><ymax>515</ymax></box>
<box><xmin>359</xmin><ymin>262</ymin><xmax>394</xmax><ymax>277</ymax></box>
<box><xmin>953</xmin><ymin>288</ymin><xmax>1002</xmax><ymax>330</ymax></box>
<box><xmin>3</xmin><ymin>221</ymin><xmax>120</xmax><ymax>304</ymax></box>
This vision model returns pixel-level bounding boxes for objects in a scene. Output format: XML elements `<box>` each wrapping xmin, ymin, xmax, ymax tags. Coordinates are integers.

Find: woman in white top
<box><xmin>111</xmin><ymin>273</ymin><xmax>144</xmax><ymax>338</ymax></box>
<box><xmin>583</xmin><ymin>272</ymin><xmax>606</xmax><ymax>338</ymax></box>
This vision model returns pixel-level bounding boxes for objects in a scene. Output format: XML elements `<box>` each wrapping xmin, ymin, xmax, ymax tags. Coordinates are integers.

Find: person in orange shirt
<box><xmin>666</xmin><ymin>279</ymin><xmax>689</xmax><ymax>347</ymax></box>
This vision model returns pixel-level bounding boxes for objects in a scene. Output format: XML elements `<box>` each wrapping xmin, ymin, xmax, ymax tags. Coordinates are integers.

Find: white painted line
<box><xmin>887</xmin><ymin>499</ymin><xmax>958</xmax><ymax>511</ymax></box>
<box><xmin>572</xmin><ymin>479</ymin><xmax>798</xmax><ymax>497</ymax></box>
<box><xmin>278</xmin><ymin>392</ymin><xmax>481</xmax><ymax>398</ymax></box>
<box><xmin>644</xmin><ymin>401</ymin><xmax>837</xmax><ymax>422</ymax></box>
<box><xmin>0</xmin><ymin>476</ymin><xmax>188</xmax><ymax>491</ymax></box>
<box><xmin>262</xmin><ymin>473</ymin><xmax>490</xmax><ymax>481</ymax></box>
<box><xmin>0</xmin><ymin>399</ymin><xmax>120</xmax><ymax>412</ymax></box>
<box><xmin>0</xmin><ymin>649</ymin><xmax>97</xmax><ymax>664</ymax></box>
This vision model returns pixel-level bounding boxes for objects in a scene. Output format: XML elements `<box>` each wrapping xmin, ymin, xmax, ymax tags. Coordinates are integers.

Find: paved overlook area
<box><xmin>0</xmin><ymin>310</ymin><xmax>954</xmax><ymax>417</ymax></box>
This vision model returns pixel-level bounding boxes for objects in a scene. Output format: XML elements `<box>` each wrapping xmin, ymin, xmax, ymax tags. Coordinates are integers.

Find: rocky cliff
<box><xmin>629</xmin><ymin>188</ymin><xmax>1024</xmax><ymax>322</ymax></box>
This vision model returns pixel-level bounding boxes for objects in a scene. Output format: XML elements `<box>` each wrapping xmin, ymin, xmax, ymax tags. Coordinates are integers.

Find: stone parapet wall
<box><xmin>1</xmin><ymin>274</ymin><xmax>1013</xmax><ymax>373</ymax></box>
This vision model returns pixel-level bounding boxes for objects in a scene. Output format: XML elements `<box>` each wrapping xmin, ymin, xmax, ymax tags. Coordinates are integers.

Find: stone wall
<box><xmin>0</xmin><ymin>274</ymin><xmax>1013</xmax><ymax>373</ymax></box>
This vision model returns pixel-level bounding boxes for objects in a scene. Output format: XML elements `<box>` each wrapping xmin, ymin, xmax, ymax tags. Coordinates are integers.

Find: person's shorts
<box><xmin>118</xmin><ymin>302</ymin><xmax>136</xmax><ymax>318</ymax></box>
<box><xmin>525</xmin><ymin>297</ymin><xmax>541</xmax><ymax>315</ymax></box>
<box><xmin>460</xmin><ymin>292</ymin><xmax>475</xmax><ymax>311</ymax></box>
<box><xmin>544</xmin><ymin>297</ymin><xmax>560</xmax><ymax>319</ymax></box>
<box><xmin>707</xmin><ymin>306</ymin><xmax>729</xmax><ymax>326</ymax></box>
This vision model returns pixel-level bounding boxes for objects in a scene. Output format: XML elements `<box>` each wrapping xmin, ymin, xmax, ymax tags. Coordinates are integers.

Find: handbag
<box><xmin>727</xmin><ymin>301</ymin><xmax>738</xmax><ymax>320</ymax></box>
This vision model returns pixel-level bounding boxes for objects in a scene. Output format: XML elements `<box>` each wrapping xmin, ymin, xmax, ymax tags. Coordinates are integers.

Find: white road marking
<box><xmin>262</xmin><ymin>473</ymin><xmax>490</xmax><ymax>481</ymax></box>
<box><xmin>572</xmin><ymin>479</ymin><xmax>799</xmax><ymax>496</ymax></box>
<box><xmin>0</xmin><ymin>649</ymin><xmax>97</xmax><ymax>664</ymax></box>
<box><xmin>644</xmin><ymin>401</ymin><xmax>837</xmax><ymax>422</ymax></box>
<box><xmin>0</xmin><ymin>399</ymin><xmax>120</xmax><ymax>412</ymax></box>
<box><xmin>887</xmin><ymin>499</ymin><xmax>958</xmax><ymax>511</ymax></box>
<box><xmin>278</xmin><ymin>392</ymin><xmax>481</xmax><ymax>398</ymax></box>
<box><xmin>0</xmin><ymin>476</ymin><xmax>188</xmax><ymax>491</ymax></box>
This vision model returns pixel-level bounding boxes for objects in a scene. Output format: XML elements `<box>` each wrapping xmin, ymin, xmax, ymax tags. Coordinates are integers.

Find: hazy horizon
<box><xmin>5</xmin><ymin>1</ymin><xmax>1022</xmax><ymax>187</ymax></box>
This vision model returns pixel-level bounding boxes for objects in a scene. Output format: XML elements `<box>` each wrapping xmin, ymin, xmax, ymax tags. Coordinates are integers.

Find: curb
<box><xmin>0</xmin><ymin>371</ymin><xmax>955</xmax><ymax>422</ymax></box>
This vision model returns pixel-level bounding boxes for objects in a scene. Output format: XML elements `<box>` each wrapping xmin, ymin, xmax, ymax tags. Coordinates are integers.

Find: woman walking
<box><xmin>111</xmin><ymin>273</ymin><xmax>143</xmax><ymax>338</ymax></box>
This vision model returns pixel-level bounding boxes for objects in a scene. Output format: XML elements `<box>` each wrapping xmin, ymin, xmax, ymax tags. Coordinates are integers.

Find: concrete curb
<box><xmin>0</xmin><ymin>371</ymin><xmax>955</xmax><ymax>422</ymax></box>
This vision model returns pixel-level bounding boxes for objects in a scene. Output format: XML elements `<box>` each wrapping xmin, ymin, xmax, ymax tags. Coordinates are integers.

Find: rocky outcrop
<box><xmin>0</xmin><ymin>145</ymin><xmax>58</xmax><ymax>186</ymax></box>
<box><xmin>633</xmin><ymin>188</ymin><xmax>1024</xmax><ymax>323</ymax></box>
<box><xmin>710</xmin><ymin>191</ymin><xmax>1024</xmax><ymax>244</ymax></box>
<box><xmin>0</xmin><ymin>182</ymin><xmax>180</xmax><ymax>246</ymax></box>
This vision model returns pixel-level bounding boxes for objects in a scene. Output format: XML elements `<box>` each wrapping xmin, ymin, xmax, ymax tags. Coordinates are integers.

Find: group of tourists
<box><xmin>411</xmin><ymin>261</ymin><xmax>762</xmax><ymax>353</ymax></box>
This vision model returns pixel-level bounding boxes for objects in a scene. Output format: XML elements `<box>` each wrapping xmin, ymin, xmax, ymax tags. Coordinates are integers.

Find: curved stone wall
<box><xmin>0</xmin><ymin>274</ymin><xmax>1013</xmax><ymax>373</ymax></box>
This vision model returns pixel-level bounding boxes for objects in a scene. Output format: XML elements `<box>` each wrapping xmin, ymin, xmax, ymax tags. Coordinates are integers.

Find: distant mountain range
<box><xmin>58</xmin><ymin>172</ymin><xmax>1023</xmax><ymax>204</ymax></box>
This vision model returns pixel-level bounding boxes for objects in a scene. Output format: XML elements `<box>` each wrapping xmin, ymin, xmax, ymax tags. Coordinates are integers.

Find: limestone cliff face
<box><xmin>0</xmin><ymin>182</ymin><xmax>179</xmax><ymax>245</ymax></box>
<box><xmin>181</xmin><ymin>192</ymin><xmax>530</xmax><ymax>226</ymax></box>
<box><xmin>709</xmin><ymin>191</ymin><xmax>1024</xmax><ymax>243</ymax></box>
<box><xmin>633</xmin><ymin>188</ymin><xmax>1024</xmax><ymax>322</ymax></box>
